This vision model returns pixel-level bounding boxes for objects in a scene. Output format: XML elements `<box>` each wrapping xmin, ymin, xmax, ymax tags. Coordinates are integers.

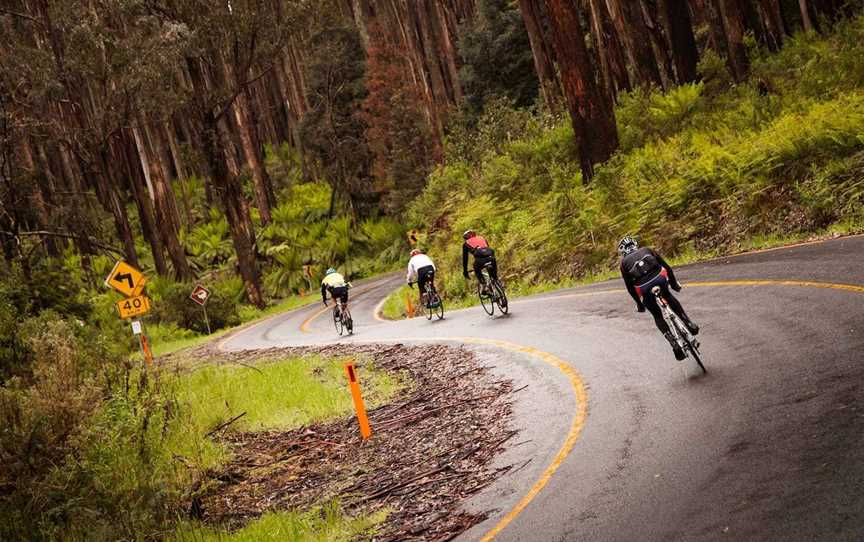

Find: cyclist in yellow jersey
<box><xmin>321</xmin><ymin>268</ymin><xmax>350</xmax><ymax>309</ymax></box>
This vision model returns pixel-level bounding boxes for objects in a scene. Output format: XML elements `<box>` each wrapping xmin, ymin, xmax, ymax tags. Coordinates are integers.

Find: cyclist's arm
<box><xmin>406</xmin><ymin>262</ymin><xmax>416</xmax><ymax>284</ymax></box>
<box><xmin>621</xmin><ymin>266</ymin><xmax>643</xmax><ymax>308</ymax></box>
<box><xmin>321</xmin><ymin>282</ymin><xmax>328</xmax><ymax>304</ymax></box>
<box><xmin>654</xmin><ymin>251</ymin><xmax>680</xmax><ymax>288</ymax></box>
<box><xmin>462</xmin><ymin>243</ymin><xmax>469</xmax><ymax>276</ymax></box>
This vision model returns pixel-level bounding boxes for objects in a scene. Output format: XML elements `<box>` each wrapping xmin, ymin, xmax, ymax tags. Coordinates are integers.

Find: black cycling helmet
<box><xmin>617</xmin><ymin>235</ymin><xmax>639</xmax><ymax>256</ymax></box>
<box><xmin>462</xmin><ymin>229</ymin><xmax>476</xmax><ymax>240</ymax></box>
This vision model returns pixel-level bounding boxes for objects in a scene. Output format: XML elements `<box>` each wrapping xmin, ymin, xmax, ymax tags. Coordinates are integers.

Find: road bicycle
<box><xmin>410</xmin><ymin>279</ymin><xmax>444</xmax><ymax>321</ymax></box>
<box><xmin>333</xmin><ymin>297</ymin><xmax>353</xmax><ymax>336</ymax></box>
<box><xmin>475</xmin><ymin>263</ymin><xmax>508</xmax><ymax>316</ymax></box>
<box><xmin>652</xmin><ymin>285</ymin><xmax>705</xmax><ymax>373</ymax></box>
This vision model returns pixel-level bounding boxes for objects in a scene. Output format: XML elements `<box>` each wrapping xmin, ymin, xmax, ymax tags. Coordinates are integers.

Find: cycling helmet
<box><xmin>325</xmin><ymin>267</ymin><xmax>337</xmax><ymax>275</ymax></box>
<box><xmin>462</xmin><ymin>229</ymin><xmax>476</xmax><ymax>240</ymax></box>
<box><xmin>617</xmin><ymin>235</ymin><xmax>639</xmax><ymax>256</ymax></box>
<box><xmin>410</xmin><ymin>249</ymin><xmax>422</xmax><ymax>257</ymax></box>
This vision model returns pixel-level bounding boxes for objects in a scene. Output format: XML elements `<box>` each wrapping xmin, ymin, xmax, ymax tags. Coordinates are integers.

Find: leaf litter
<box><xmin>183</xmin><ymin>343</ymin><xmax>517</xmax><ymax>541</ymax></box>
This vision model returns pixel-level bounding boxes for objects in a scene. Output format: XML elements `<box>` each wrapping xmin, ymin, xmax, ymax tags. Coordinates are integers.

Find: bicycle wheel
<box><xmin>426</xmin><ymin>287</ymin><xmax>434</xmax><ymax>320</ymax></box>
<box><xmin>493</xmin><ymin>280</ymin><xmax>509</xmax><ymax>314</ymax></box>
<box><xmin>680</xmin><ymin>330</ymin><xmax>706</xmax><ymax>373</ymax></box>
<box><xmin>671</xmin><ymin>316</ymin><xmax>706</xmax><ymax>373</ymax></box>
<box><xmin>478</xmin><ymin>280</ymin><xmax>494</xmax><ymax>315</ymax></box>
<box><xmin>333</xmin><ymin>308</ymin><xmax>343</xmax><ymax>335</ymax></box>
<box><xmin>344</xmin><ymin>310</ymin><xmax>353</xmax><ymax>335</ymax></box>
<box><xmin>435</xmin><ymin>293</ymin><xmax>444</xmax><ymax>320</ymax></box>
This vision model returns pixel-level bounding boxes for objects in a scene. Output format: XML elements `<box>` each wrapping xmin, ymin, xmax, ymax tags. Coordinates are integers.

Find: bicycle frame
<box><xmin>651</xmin><ymin>286</ymin><xmax>705</xmax><ymax>373</ymax></box>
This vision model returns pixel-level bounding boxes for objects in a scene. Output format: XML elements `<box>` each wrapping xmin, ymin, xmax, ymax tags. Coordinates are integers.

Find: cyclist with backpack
<box><xmin>618</xmin><ymin>236</ymin><xmax>699</xmax><ymax>360</ymax></box>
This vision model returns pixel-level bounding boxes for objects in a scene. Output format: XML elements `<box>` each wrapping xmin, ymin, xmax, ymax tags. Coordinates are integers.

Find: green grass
<box><xmin>172</xmin><ymin>502</ymin><xmax>387</xmax><ymax>542</ymax></box>
<box><xmin>146</xmin><ymin>293</ymin><xmax>320</xmax><ymax>358</ymax></box>
<box><xmin>172</xmin><ymin>354</ymin><xmax>405</xmax><ymax>432</ymax></box>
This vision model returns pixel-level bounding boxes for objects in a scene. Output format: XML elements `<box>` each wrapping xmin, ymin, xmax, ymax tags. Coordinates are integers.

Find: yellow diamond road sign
<box><xmin>116</xmin><ymin>295</ymin><xmax>151</xmax><ymax>319</ymax></box>
<box><xmin>105</xmin><ymin>260</ymin><xmax>147</xmax><ymax>297</ymax></box>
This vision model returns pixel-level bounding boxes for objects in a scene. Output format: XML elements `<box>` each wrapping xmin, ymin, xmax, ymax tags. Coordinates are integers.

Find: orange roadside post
<box><xmin>405</xmin><ymin>292</ymin><xmax>415</xmax><ymax>318</ymax></box>
<box><xmin>344</xmin><ymin>361</ymin><xmax>372</xmax><ymax>439</ymax></box>
<box><xmin>140</xmin><ymin>333</ymin><xmax>154</xmax><ymax>367</ymax></box>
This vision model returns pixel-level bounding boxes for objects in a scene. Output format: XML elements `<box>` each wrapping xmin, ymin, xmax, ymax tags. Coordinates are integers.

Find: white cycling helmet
<box><xmin>617</xmin><ymin>235</ymin><xmax>639</xmax><ymax>256</ymax></box>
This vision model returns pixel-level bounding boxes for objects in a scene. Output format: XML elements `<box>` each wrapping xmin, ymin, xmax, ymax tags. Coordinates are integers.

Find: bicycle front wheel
<box><xmin>426</xmin><ymin>289</ymin><xmax>434</xmax><ymax>320</ymax></box>
<box><xmin>344</xmin><ymin>311</ymin><xmax>353</xmax><ymax>335</ymax></box>
<box><xmin>681</xmin><ymin>331</ymin><xmax>706</xmax><ymax>373</ymax></box>
<box><xmin>478</xmin><ymin>281</ymin><xmax>494</xmax><ymax>315</ymax></box>
<box><xmin>334</xmin><ymin>309</ymin><xmax>343</xmax><ymax>335</ymax></box>
<box><xmin>493</xmin><ymin>280</ymin><xmax>508</xmax><ymax>314</ymax></box>
<box><xmin>435</xmin><ymin>295</ymin><xmax>444</xmax><ymax>320</ymax></box>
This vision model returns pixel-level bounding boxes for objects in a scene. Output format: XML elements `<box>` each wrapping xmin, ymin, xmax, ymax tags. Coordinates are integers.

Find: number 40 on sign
<box><xmin>117</xmin><ymin>295</ymin><xmax>151</xmax><ymax>319</ymax></box>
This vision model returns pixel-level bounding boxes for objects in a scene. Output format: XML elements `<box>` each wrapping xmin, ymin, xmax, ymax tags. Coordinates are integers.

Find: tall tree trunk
<box><xmin>762</xmin><ymin>0</ymin><xmax>786</xmax><ymax>49</ymax></box>
<box><xmin>203</xmin><ymin>115</ymin><xmax>265</xmax><ymax>308</ymax></box>
<box><xmin>640</xmin><ymin>0</ymin><xmax>676</xmax><ymax>90</ymax></box>
<box><xmin>518</xmin><ymin>0</ymin><xmax>563</xmax><ymax>111</ymax></box>
<box><xmin>691</xmin><ymin>0</ymin><xmax>728</xmax><ymax>57</ymax></box>
<box><xmin>589</xmin><ymin>0</ymin><xmax>630</xmax><ymax>95</ymax></box>
<box><xmin>715</xmin><ymin>0</ymin><xmax>749</xmax><ymax>82</ymax></box>
<box><xmin>123</xmin><ymin>131</ymin><xmax>168</xmax><ymax>276</ymax></box>
<box><xmin>606</xmin><ymin>0</ymin><xmax>663</xmax><ymax>88</ymax></box>
<box><xmin>232</xmin><ymin>89</ymin><xmax>276</xmax><ymax>225</ymax></box>
<box><xmin>163</xmin><ymin>119</ymin><xmax>193</xmax><ymax>227</ymax></box>
<box><xmin>799</xmin><ymin>0</ymin><xmax>816</xmax><ymax>33</ymax></box>
<box><xmin>662</xmin><ymin>0</ymin><xmax>699</xmax><ymax>83</ymax></box>
<box><xmin>19</xmin><ymin>139</ymin><xmax>59</xmax><ymax>256</ymax></box>
<box><xmin>544</xmin><ymin>0</ymin><xmax>619</xmax><ymax>181</ymax></box>
<box><xmin>98</xmin><ymin>159</ymin><xmax>139</xmax><ymax>267</ymax></box>
<box><xmin>133</xmin><ymin>121</ymin><xmax>191</xmax><ymax>280</ymax></box>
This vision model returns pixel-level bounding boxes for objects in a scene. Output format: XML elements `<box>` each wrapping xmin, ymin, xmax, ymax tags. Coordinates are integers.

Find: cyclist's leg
<box><xmin>642</xmin><ymin>293</ymin><xmax>670</xmax><ymax>334</ymax></box>
<box><xmin>663</xmin><ymin>287</ymin><xmax>699</xmax><ymax>334</ymax></box>
<box><xmin>473</xmin><ymin>259</ymin><xmax>485</xmax><ymax>285</ymax></box>
<box><xmin>488</xmin><ymin>256</ymin><xmax>499</xmax><ymax>283</ymax></box>
<box><xmin>338</xmin><ymin>287</ymin><xmax>349</xmax><ymax>313</ymax></box>
<box><xmin>417</xmin><ymin>267</ymin><xmax>431</xmax><ymax>303</ymax></box>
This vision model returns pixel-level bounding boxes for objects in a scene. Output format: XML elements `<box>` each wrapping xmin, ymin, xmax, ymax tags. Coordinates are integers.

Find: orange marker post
<box><xmin>344</xmin><ymin>361</ymin><xmax>372</xmax><ymax>439</ymax></box>
<box><xmin>405</xmin><ymin>292</ymin><xmax>415</xmax><ymax>319</ymax></box>
<box><xmin>140</xmin><ymin>333</ymin><xmax>154</xmax><ymax>367</ymax></box>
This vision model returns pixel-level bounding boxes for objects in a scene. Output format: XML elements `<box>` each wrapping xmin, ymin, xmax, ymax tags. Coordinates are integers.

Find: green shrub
<box><xmin>148</xmin><ymin>277</ymin><xmax>241</xmax><ymax>333</ymax></box>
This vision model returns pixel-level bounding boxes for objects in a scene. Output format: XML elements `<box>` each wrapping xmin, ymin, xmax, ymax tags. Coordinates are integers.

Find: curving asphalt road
<box><xmin>220</xmin><ymin>235</ymin><xmax>864</xmax><ymax>541</ymax></box>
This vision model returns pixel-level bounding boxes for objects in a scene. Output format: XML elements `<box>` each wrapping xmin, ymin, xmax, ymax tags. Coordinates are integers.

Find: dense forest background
<box><xmin>4</xmin><ymin>0</ymin><xmax>861</xmax><ymax>311</ymax></box>
<box><xmin>3</xmin><ymin>0</ymin><xmax>864</xmax><ymax>539</ymax></box>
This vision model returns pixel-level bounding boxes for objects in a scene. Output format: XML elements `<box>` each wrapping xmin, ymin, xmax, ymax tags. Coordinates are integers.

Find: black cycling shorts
<box><xmin>330</xmin><ymin>285</ymin><xmax>349</xmax><ymax>304</ymax></box>
<box><xmin>417</xmin><ymin>265</ymin><xmax>435</xmax><ymax>292</ymax></box>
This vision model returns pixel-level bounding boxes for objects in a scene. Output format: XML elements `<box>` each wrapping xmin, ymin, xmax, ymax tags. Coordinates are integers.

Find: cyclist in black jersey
<box><xmin>618</xmin><ymin>235</ymin><xmax>699</xmax><ymax>360</ymax></box>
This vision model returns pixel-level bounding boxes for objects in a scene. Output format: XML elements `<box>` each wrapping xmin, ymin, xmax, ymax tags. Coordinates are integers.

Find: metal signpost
<box><xmin>189</xmin><ymin>284</ymin><xmax>212</xmax><ymax>334</ymax></box>
<box><xmin>105</xmin><ymin>261</ymin><xmax>153</xmax><ymax>367</ymax></box>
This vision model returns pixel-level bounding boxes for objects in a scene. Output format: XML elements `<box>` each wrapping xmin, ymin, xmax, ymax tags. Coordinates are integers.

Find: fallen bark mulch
<box><xmin>188</xmin><ymin>343</ymin><xmax>518</xmax><ymax>541</ymax></box>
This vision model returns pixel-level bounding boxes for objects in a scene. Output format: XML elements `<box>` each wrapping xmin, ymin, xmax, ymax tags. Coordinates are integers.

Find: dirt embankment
<box><xmin>187</xmin><ymin>343</ymin><xmax>519</xmax><ymax>541</ymax></box>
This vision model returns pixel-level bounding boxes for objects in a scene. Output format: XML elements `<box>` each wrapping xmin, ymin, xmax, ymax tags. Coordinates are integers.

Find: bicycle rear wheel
<box><xmin>426</xmin><ymin>287</ymin><xmax>434</xmax><ymax>320</ymax></box>
<box><xmin>333</xmin><ymin>308</ymin><xmax>343</xmax><ymax>335</ymax></box>
<box><xmin>493</xmin><ymin>280</ymin><xmax>508</xmax><ymax>314</ymax></box>
<box><xmin>435</xmin><ymin>294</ymin><xmax>444</xmax><ymax>320</ymax></box>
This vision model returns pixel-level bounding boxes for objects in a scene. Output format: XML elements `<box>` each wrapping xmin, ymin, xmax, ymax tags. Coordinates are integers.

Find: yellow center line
<box><xmin>246</xmin><ymin>277</ymin><xmax>864</xmax><ymax>541</ymax></box>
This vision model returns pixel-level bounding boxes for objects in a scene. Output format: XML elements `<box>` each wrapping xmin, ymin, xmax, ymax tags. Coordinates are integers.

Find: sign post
<box><xmin>105</xmin><ymin>261</ymin><xmax>153</xmax><ymax>369</ymax></box>
<box><xmin>189</xmin><ymin>284</ymin><xmax>212</xmax><ymax>334</ymax></box>
<box><xmin>344</xmin><ymin>361</ymin><xmax>372</xmax><ymax>440</ymax></box>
